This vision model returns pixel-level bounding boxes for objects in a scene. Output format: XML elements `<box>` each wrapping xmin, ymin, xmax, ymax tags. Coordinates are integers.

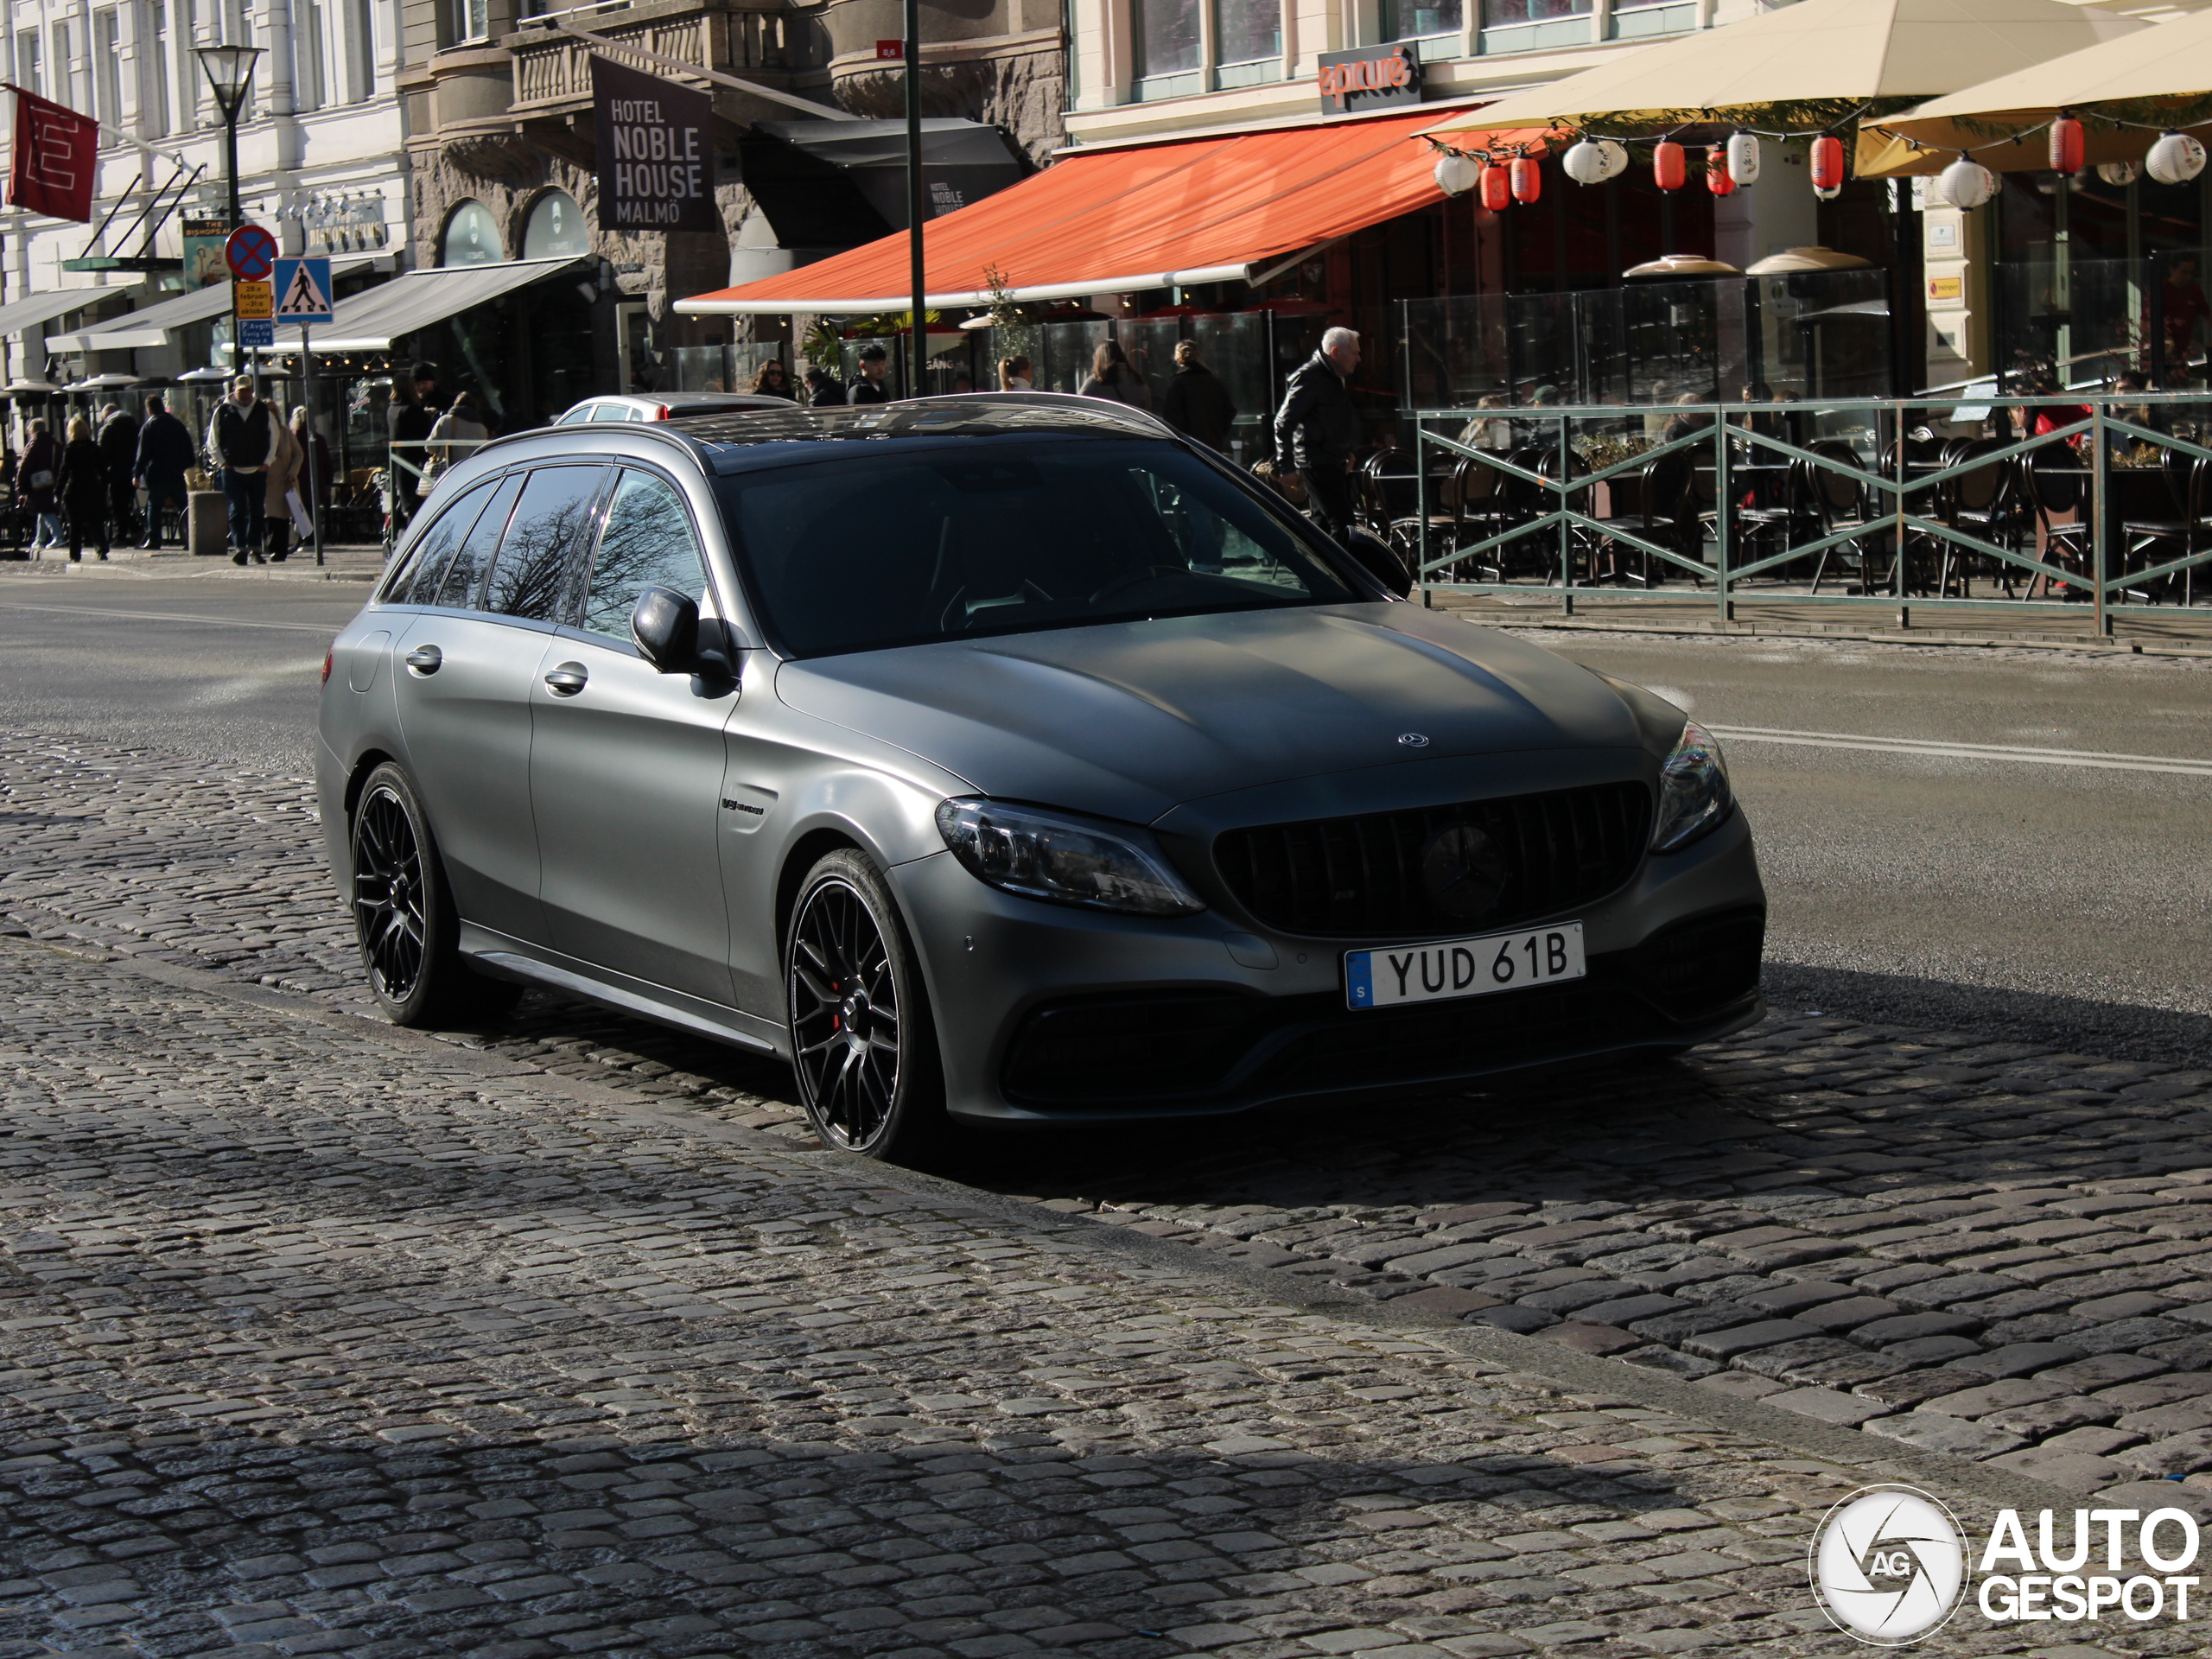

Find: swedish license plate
<box><xmin>1344</xmin><ymin>923</ymin><xmax>1586</xmax><ymax>1011</ymax></box>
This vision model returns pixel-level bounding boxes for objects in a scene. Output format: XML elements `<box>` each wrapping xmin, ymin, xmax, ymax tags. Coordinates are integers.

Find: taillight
<box><xmin>651</xmin><ymin>404</ymin><xmax>671</xmax><ymax>420</ymax></box>
<box><xmin>321</xmin><ymin>648</ymin><xmax>334</xmax><ymax>685</ymax></box>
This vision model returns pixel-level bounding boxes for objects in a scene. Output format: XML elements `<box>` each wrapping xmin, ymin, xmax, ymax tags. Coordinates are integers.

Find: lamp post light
<box><xmin>194</xmin><ymin>44</ymin><xmax>262</xmax><ymax>390</ymax></box>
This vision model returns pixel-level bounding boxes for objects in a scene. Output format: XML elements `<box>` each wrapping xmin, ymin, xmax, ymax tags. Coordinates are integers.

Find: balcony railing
<box><xmin>510</xmin><ymin>0</ymin><xmax>798</xmax><ymax>116</ymax></box>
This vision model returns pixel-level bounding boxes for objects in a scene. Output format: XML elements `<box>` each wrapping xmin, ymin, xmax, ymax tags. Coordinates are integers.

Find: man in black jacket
<box><xmin>848</xmin><ymin>341</ymin><xmax>891</xmax><ymax>405</ymax></box>
<box><xmin>1272</xmin><ymin>326</ymin><xmax>1362</xmax><ymax>542</ymax></box>
<box><xmin>208</xmin><ymin>376</ymin><xmax>276</xmax><ymax>563</ymax></box>
<box><xmin>132</xmin><ymin>395</ymin><xmax>195</xmax><ymax>549</ymax></box>
<box><xmin>96</xmin><ymin>403</ymin><xmax>140</xmax><ymax>548</ymax></box>
<box><xmin>1160</xmin><ymin>340</ymin><xmax>1237</xmax><ymax>453</ymax></box>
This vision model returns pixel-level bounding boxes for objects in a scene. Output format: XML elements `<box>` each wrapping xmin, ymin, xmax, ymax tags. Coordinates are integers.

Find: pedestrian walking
<box><xmin>1159</xmin><ymin>340</ymin><xmax>1237</xmax><ymax>452</ymax></box>
<box><xmin>19</xmin><ymin>418</ymin><xmax>60</xmax><ymax>550</ymax></box>
<box><xmin>749</xmin><ymin>359</ymin><xmax>797</xmax><ymax>401</ymax></box>
<box><xmin>56</xmin><ymin>416</ymin><xmax>108</xmax><ymax>563</ymax></box>
<box><xmin>1271</xmin><ymin>326</ymin><xmax>1363</xmax><ymax>543</ymax></box>
<box><xmin>423</xmin><ymin>391</ymin><xmax>488</xmax><ymax>499</ymax></box>
<box><xmin>387</xmin><ymin>368</ymin><xmax>438</xmax><ymax>529</ymax></box>
<box><xmin>848</xmin><ymin>341</ymin><xmax>891</xmax><ymax>405</ymax></box>
<box><xmin>1077</xmin><ymin>340</ymin><xmax>1150</xmax><ymax>410</ymax></box>
<box><xmin>132</xmin><ymin>395</ymin><xmax>194</xmax><ymax>550</ymax></box>
<box><xmin>96</xmin><ymin>402</ymin><xmax>140</xmax><ymax>548</ymax></box>
<box><xmin>802</xmin><ymin>364</ymin><xmax>845</xmax><ymax>408</ymax></box>
<box><xmin>261</xmin><ymin>410</ymin><xmax>303</xmax><ymax>563</ymax></box>
<box><xmin>208</xmin><ymin>375</ymin><xmax>277</xmax><ymax>565</ymax></box>
<box><xmin>999</xmin><ymin>355</ymin><xmax>1033</xmax><ymax>391</ymax></box>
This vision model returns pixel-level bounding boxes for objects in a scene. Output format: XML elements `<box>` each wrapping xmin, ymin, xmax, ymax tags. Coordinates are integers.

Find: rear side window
<box><xmin>590</xmin><ymin>404</ymin><xmax>632</xmax><ymax>422</ymax></box>
<box><xmin>580</xmin><ymin>470</ymin><xmax>709</xmax><ymax>642</ymax></box>
<box><xmin>434</xmin><ymin>471</ymin><xmax>524</xmax><ymax>609</ymax></box>
<box><xmin>382</xmin><ymin>478</ymin><xmax>494</xmax><ymax>604</ymax></box>
<box><xmin>485</xmin><ymin>466</ymin><xmax>609</xmax><ymax>620</ymax></box>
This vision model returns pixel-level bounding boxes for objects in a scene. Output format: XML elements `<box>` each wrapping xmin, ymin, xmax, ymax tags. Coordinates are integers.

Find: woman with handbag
<box><xmin>18</xmin><ymin>419</ymin><xmax>60</xmax><ymax>549</ymax></box>
<box><xmin>260</xmin><ymin>413</ymin><xmax>302</xmax><ymax>563</ymax></box>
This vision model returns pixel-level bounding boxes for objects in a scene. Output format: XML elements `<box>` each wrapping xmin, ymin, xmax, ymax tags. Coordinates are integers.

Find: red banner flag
<box><xmin>7</xmin><ymin>86</ymin><xmax>97</xmax><ymax>222</ymax></box>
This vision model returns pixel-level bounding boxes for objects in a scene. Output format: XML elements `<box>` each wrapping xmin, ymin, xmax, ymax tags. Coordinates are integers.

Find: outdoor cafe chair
<box><xmin>1446</xmin><ymin>451</ymin><xmax>1521</xmax><ymax>582</ymax></box>
<box><xmin>1573</xmin><ymin>448</ymin><xmax>1692</xmax><ymax>588</ymax></box>
<box><xmin>1804</xmin><ymin>441</ymin><xmax>1888</xmax><ymax>595</ymax></box>
<box><xmin>1936</xmin><ymin>438</ymin><xmax>2024</xmax><ymax>598</ymax></box>
<box><xmin>2120</xmin><ymin>447</ymin><xmax>2208</xmax><ymax>605</ymax></box>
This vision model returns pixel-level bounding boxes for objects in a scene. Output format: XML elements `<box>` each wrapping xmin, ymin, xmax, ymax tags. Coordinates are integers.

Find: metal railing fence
<box><xmin>1402</xmin><ymin>393</ymin><xmax>2212</xmax><ymax>636</ymax></box>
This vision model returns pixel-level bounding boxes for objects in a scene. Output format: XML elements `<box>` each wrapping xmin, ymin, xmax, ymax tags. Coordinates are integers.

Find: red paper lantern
<box><xmin>2049</xmin><ymin>114</ymin><xmax>2084</xmax><ymax>175</ymax></box>
<box><xmin>1652</xmin><ymin>141</ymin><xmax>1686</xmax><ymax>192</ymax></box>
<box><xmin>1810</xmin><ymin>134</ymin><xmax>1846</xmax><ymax>197</ymax></box>
<box><xmin>1479</xmin><ymin>162</ymin><xmax>1511</xmax><ymax>213</ymax></box>
<box><xmin>1510</xmin><ymin>155</ymin><xmax>1541</xmax><ymax>206</ymax></box>
<box><xmin>1705</xmin><ymin>147</ymin><xmax>1736</xmax><ymax>197</ymax></box>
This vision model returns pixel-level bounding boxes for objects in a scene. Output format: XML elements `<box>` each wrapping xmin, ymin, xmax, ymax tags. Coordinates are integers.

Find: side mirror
<box><xmin>630</xmin><ymin>586</ymin><xmax>699</xmax><ymax>673</ymax></box>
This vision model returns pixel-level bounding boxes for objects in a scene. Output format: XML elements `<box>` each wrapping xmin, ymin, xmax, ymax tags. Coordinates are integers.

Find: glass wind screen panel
<box><xmin>1483</xmin><ymin>0</ymin><xmax>1589</xmax><ymax>19</ymax></box>
<box><xmin>1214</xmin><ymin>0</ymin><xmax>1281</xmax><ymax>63</ymax></box>
<box><xmin>1384</xmin><ymin>0</ymin><xmax>1462</xmax><ymax>37</ymax></box>
<box><xmin>1134</xmin><ymin>0</ymin><xmax>1199</xmax><ymax>78</ymax></box>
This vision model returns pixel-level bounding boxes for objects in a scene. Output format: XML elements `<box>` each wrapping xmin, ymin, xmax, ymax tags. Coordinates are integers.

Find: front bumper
<box><xmin>892</xmin><ymin>802</ymin><xmax>1766</xmax><ymax>1126</ymax></box>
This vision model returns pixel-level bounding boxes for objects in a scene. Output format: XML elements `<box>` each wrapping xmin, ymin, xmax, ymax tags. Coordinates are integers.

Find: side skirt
<box><xmin>459</xmin><ymin>924</ymin><xmax>787</xmax><ymax>1058</ymax></box>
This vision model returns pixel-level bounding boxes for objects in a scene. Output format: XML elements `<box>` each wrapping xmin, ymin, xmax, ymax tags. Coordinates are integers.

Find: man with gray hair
<box><xmin>1272</xmin><ymin>325</ymin><xmax>1363</xmax><ymax>542</ymax></box>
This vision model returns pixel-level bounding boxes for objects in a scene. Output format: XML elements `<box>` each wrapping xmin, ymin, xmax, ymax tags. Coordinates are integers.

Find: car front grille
<box><xmin>1211</xmin><ymin>781</ymin><xmax>1650</xmax><ymax>938</ymax></box>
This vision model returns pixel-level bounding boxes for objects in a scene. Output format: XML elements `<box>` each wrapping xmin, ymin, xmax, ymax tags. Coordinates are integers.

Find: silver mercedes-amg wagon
<box><xmin>317</xmin><ymin>396</ymin><xmax>1765</xmax><ymax>1158</ymax></box>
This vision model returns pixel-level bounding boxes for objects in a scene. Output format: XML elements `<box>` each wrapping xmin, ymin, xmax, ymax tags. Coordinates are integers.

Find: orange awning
<box><xmin>677</xmin><ymin>108</ymin><xmax>1526</xmax><ymax>316</ymax></box>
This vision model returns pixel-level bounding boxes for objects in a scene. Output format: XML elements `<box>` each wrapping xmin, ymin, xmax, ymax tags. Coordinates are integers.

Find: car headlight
<box><xmin>935</xmin><ymin>798</ymin><xmax>1205</xmax><ymax>917</ymax></box>
<box><xmin>1651</xmin><ymin>721</ymin><xmax>1732</xmax><ymax>852</ymax></box>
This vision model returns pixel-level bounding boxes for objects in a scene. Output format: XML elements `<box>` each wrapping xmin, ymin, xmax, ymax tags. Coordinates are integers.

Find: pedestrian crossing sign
<box><xmin>272</xmin><ymin>257</ymin><xmax>334</xmax><ymax>322</ymax></box>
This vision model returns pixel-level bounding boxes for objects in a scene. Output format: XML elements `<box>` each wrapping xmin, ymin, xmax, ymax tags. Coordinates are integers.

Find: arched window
<box><xmin>442</xmin><ymin>200</ymin><xmax>504</xmax><ymax>267</ymax></box>
<box><xmin>523</xmin><ymin>190</ymin><xmax>590</xmax><ymax>259</ymax></box>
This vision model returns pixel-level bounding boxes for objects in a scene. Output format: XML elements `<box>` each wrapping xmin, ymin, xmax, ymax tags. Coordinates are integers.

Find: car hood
<box><xmin>775</xmin><ymin>604</ymin><xmax>1642</xmax><ymax>823</ymax></box>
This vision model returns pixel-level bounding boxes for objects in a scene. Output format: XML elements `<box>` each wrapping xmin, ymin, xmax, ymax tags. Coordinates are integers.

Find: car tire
<box><xmin>785</xmin><ymin>848</ymin><xmax>947</xmax><ymax>1160</ymax></box>
<box><xmin>349</xmin><ymin>761</ymin><xmax>513</xmax><ymax>1029</ymax></box>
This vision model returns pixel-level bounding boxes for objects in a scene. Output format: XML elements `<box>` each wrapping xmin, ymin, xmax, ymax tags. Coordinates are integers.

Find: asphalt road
<box><xmin>3</xmin><ymin>566</ymin><xmax>2207</xmax><ymax>1062</ymax></box>
<box><xmin>0</xmin><ymin>565</ymin><xmax>366</xmax><ymax>772</ymax></box>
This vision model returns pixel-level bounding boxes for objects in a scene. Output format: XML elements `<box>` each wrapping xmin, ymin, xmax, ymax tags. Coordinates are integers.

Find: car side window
<box><xmin>381</xmin><ymin>478</ymin><xmax>494</xmax><ymax>604</ymax></box>
<box><xmin>590</xmin><ymin>405</ymin><xmax>632</xmax><ymax>422</ymax></box>
<box><xmin>433</xmin><ymin>471</ymin><xmax>524</xmax><ymax>610</ymax></box>
<box><xmin>484</xmin><ymin>465</ymin><xmax>610</xmax><ymax>621</ymax></box>
<box><xmin>580</xmin><ymin>469</ymin><xmax>710</xmax><ymax>642</ymax></box>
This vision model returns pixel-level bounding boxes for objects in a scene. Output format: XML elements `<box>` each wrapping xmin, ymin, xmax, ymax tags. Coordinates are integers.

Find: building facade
<box><xmin>1</xmin><ymin>0</ymin><xmax>410</xmax><ymax>384</ymax></box>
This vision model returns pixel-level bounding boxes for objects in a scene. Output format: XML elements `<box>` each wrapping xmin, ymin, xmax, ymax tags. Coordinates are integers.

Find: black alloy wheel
<box><xmin>353</xmin><ymin>778</ymin><xmax>429</xmax><ymax>1005</ymax></box>
<box><xmin>786</xmin><ymin>849</ymin><xmax>944</xmax><ymax>1158</ymax></box>
<box><xmin>348</xmin><ymin>761</ymin><xmax>520</xmax><ymax>1028</ymax></box>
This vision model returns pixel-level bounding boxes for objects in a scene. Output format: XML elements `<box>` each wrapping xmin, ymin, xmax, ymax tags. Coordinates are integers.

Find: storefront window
<box><xmin>1481</xmin><ymin>0</ymin><xmax>1589</xmax><ymax>22</ymax></box>
<box><xmin>523</xmin><ymin>191</ymin><xmax>591</xmax><ymax>259</ymax></box>
<box><xmin>442</xmin><ymin>200</ymin><xmax>504</xmax><ymax>267</ymax></box>
<box><xmin>1385</xmin><ymin>0</ymin><xmax>1463</xmax><ymax>37</ymax></box>
<box><xmin>1214</xmin><ymin>0</ymin><xmax>1280</xmax><ymax>64</ymax></box>
<box><xmin>1133</xmin><ymin>0</ymin><xmax>1198</xmax><ymax>79</ymax></box>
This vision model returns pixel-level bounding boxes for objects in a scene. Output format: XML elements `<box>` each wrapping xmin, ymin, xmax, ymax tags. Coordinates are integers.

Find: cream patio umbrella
<box><xmin>1859</xmin><ymin>7</ymin><xmax>2212</xmax><ymax>176</ymax></box>
<box><xmin>1424</xmin><ymin>0</ymin><xmax>2141</xmax><ymax>151</ymax></box>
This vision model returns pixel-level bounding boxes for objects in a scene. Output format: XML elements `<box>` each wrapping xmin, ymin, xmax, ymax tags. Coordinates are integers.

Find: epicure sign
<box><xmin>591</xmin><ymin>56</ymin><xmax>720</xmax><ymax>234</ymax></box>
<box><xmin>1315</xmin><ymin>45</ymin><xmax>1421</xmax><ymax>115</ymax></box>
<box><xmin>1811</xmin><ymin>1488</ymin><xmax>2207</xmax><ymax>1644</ymax></box>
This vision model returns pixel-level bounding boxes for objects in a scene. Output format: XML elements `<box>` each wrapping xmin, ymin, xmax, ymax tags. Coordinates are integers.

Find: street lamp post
<box><xmin>194</xmin><ymin>45</ymin><xmax>262</xmax><ymax>392</ymax></box>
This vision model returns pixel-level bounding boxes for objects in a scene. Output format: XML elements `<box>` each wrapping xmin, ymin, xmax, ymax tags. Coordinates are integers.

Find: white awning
<box><xmin>269</xmin><ymin>257</ymin><xmax>584</xmax><ymax>353</ymax></box>
<box><xmin>47</xmin><ymin>257</ymin><xmax>383</xmax><ymax>353</ymax></box>
<box><xmin>0</xmin><ymin>286</ymin><xmax>119</xmax><ymax>339</ymax></box>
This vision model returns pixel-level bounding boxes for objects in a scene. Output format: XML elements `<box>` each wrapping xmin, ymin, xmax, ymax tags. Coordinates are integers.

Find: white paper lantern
<box><xmin>1563</xmin><ymin>140</ymin><xmax>1611</xmax><ymax>186</ymax></box>
<box><xmin>1595</xmin><ymin>140</ymin><xmax>1630</xmax><ymax>181</ymax></box>
<box><xmin>1726</xmin><ymin>132</ymin><xmax>1762</xmax><ymax>188</ymax></box>
<box><xmin>1938</xmin><ymin>157</ymin><xmax>1997</xmax><ymax>210</ymax></box>
<box><xmin>2095</xmin><ymin>161</ymin><xmax>2139</xmax><ymax>187</ymax></box>
<box><xmin>2147</xmin><ymin>131</ymin><xmax>2208</xmax><ymax>186</ymax></box>
<box><xmin>1433</xmin><ymin>149</ymin><xmax>1481</xmax><ymax>196</ymax></box>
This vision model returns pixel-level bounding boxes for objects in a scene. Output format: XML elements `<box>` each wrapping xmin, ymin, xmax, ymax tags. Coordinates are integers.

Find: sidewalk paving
<box><xmin>1</xmin><ymin>545</ymin><xmax>388</xmax><ymax>582</ymax></box>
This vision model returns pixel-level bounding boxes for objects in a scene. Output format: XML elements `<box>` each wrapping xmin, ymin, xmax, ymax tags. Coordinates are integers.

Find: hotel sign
<box><xmin>1317</xmin><ymin>44</ymin><xmax>1421</xmax><ymax>115</ymax></box>
<box><xmin>591</xmin><ymin>56</ymin><xmax>719</xmax><ymax>234</ymax></box>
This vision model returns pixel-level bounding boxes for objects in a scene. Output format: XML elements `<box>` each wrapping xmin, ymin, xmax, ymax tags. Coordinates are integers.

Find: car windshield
<box><xmin>715</xmin><ymin>438</ymin><xmax>1362</xmax><ymax>658</ymax></box>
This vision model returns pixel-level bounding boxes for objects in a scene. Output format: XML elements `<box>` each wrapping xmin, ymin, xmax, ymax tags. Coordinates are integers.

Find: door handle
<box><xmin>543</xmin><ymin>662</ymin><xmax>589</xmax><ymax>696</ymax></box>
<box><xmin>404</xmin><ymin>644</ymin><xmax>442</xmax><ymax>675</ymax></box>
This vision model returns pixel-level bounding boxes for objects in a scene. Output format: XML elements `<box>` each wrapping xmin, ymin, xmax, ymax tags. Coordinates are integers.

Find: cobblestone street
<box><xmin>7</xmin><ymin>727</ymin><xmax>2212</xmax><ymax>1655</ymax></box>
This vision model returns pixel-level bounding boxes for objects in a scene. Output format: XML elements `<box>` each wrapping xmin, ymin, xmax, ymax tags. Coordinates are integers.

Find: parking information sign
<box><xmin>233</xmin><ymin>279</ymin><xmax>273</xmax><ymax>320</ymax></box>
<box><xmin>239</xmin><ymin>319</ymin><xmax>274</xmax><ymax>347</ymax></box>
<box><xmin>273</xmin><ymin>257</ymin><xmax>334</xmax><ymax>322</ymax></box>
